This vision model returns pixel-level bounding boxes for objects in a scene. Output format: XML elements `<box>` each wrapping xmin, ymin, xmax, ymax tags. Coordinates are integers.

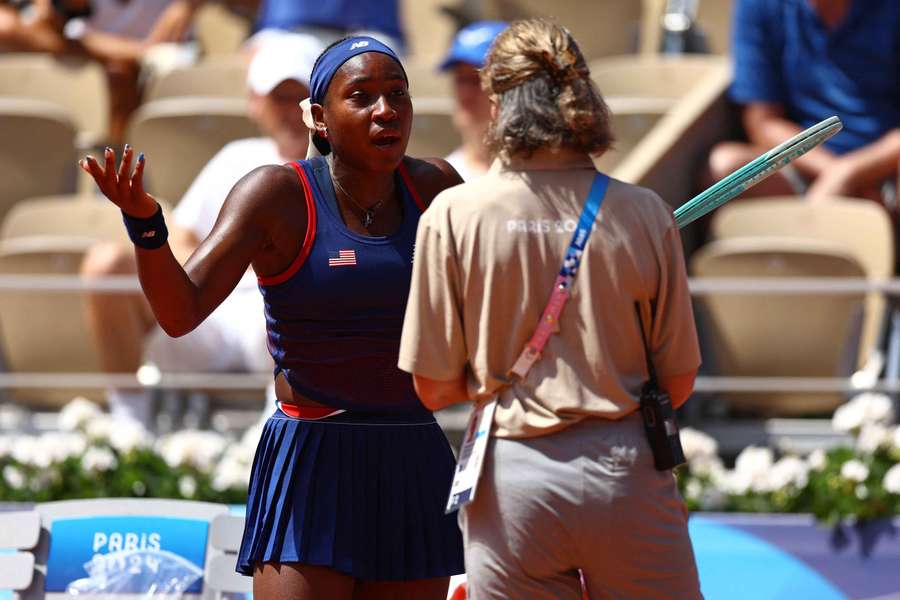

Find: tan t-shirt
<box><xmin>398</xmin><ymin>153</ymin><xmax>700</xmax><ymax>438</ymax></box>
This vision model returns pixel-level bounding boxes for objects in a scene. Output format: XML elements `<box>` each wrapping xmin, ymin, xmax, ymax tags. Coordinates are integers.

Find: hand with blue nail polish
<box><xmin>79</xmin><ymin>144</ymin><xmax>157</xmax><ymax>218</ymax></box>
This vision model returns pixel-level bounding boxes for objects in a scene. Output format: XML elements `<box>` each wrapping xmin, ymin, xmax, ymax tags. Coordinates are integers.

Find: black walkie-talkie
<box><xmin>636</xmin><ymin>302</ymin><xmax>686</xmax><ymax>471</ymax></box>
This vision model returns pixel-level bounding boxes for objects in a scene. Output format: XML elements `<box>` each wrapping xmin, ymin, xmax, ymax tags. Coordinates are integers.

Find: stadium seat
<box><xmin>404</xmin><ymin>56</ymin><xmax>453</xmax><ymax>99</ymax></box>
<box><xmin>0</xmin><ymin>236</ymin><xmax>110</xmax><ymax>407</ymax></box>
<box><xmin>0</xmin><ymin>511</ymin><xmax>40</xmax><ymax>594</ymax></box>
<box><xmin>0</xmin><ymin>195</ymin><xmax>130</xmax><ymax>243</ymax></box>
<box><xmin>480</xmin><ymin>0</ymin><xmax>643</xmax><ymax>60</ymax></box>
<box><xmin>408</xmin><ymin>98</ymin><xmax>461</xmax><ymax>159</ymax></box>
<box><xmin>710</xmin><ymin>196</ymin><xmax>894</xmax><ymax>368</ymax></box>
<box><xmin>0</xmin><ymin>54</ymin><xmax>109</xmax><ymax>148</ymax></box>
<box><xmin>206</xmin><ymin>514</ymin><xmax>253</xmax><ymax>595</ymax></box>
<box><xmin>194</xmin><ymin>2</ymin><xmax>253</xmax><ymax>58</ymax></box>
<box><xmin>695</xmin><ymin>0</ymin><xmax>734</xmax><ymax>55</ymax></box>
<box><xmin>691</xmin><ymin>237</ymin><xmax>866</xmax><ymax>416</ymax></box>
<box><xmin>400</xmin><ymin>0</ymin><xmax>456</xmax><ymax>59</ymax></box>
<box><xmin>1</xmin><ymin>498</ymin><xmax>230</xmax><ymax>599</ymax></box>
<box><xmin>144</xmin><ymin>58</ymin><xmax>250</xmax><ymax>102</ymax></box>
<box><xmin>0</xmin><ymin>99</ymin><xmax>78</xmax><ymax>227</ymax></box>
<box><xmin>608</xmin><ymin>56</ymin><xmax>734</xmax><ymax>255</ymax></box>
<box><xmin>126</xmin><ymin>97</ymin><xmax>261</xmax><ymax>206</ymax></box>
<box><xmin>589</xmin><ymin>54</ymin><xmax>729</xmax><ymax>100</ymax></box>
<box><xmin>594</xmin><ymin>99</ymin><xmax>670</xmax><ymax>172</ymax></box>
<box><xmin>0</xmin><ymin>199</ymin><xmax>173</xmax><ymax>407</ymax></box>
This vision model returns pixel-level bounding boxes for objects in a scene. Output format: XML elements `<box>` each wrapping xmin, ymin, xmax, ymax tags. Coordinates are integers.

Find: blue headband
<box><xmin>310</xmin><ymin>36</ymin><xmax>406</xmax><ymax>105</ymax></box>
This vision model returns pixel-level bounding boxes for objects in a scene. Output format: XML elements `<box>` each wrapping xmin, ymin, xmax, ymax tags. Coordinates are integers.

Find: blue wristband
<box><xmin>122</xmin><ymin>205</ymin><xmax>168</xmax><ymax>249</ymax></box>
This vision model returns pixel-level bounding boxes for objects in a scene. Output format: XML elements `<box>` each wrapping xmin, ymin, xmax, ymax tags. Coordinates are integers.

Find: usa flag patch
<box><xmin>328</xmin><ymin>249</ymin><xmax>357</xmax><ymax>267</ymax></box>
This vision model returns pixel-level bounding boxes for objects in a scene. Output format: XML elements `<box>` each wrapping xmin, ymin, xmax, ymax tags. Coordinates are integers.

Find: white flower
<box><xmin>883</xmin><ymin>464</ymin><xmax>900</xmax><ymax>494</ymax></box>
<box><xmin>832</xmin><ymin>393</ymin><xmax>895</xmax><ymax>433</ymax></box>
<box><xmin>768</xmin><ymin>456</ymin><xmax>810</xmax><ymax>490</ymax></box>
<box><xmin>685</xmin><ymin>478</ymin><xmax>702</xmax><ymax>501</ymax></box>
<box><xmin>58</xmin><ymin>397</ymin><xmax>102</xmax><ymax>431</ymax></box>
<box><xmin>807</xmin><ymin>448</ymin><xmax>827</xmax><ymax>471</ymax></box>
<box><xmin>720</xmin><ymin>470</ymin><xmax>753</xmax><ymax>495</ymax></box>
<box><xmin>680</xmin><ymin>428</ymin><xmax>719</xmax><ymax>462</ymax></box>
<box><xmin>108</xmin><ymin>421</ymin><xmax>151</xmax><ymax>454</ymax></box>
<box><xmin>890</xmin><ymin>426</ymin><xmax>900</xmax><ymax>451</ymax></box>
<box><xmin>0</xmin><ymin>435</ymin><xmax>17</xmax><ymax>459</ymax></box>
<box><xmin>12</xmin><ymin>437</ymin><xmax>51</xmax><ymax>468</ymax></box>
<box><xmin>40</xmin><ymin>432</ymin><xmax>88</xmax><ymax>464</ymax></box>
<box><xmin>178</xmin><ymin>475</ymin><xmax>197</xmax><ymax>498</ymax></box>
<box><xmin>855</xmin><ymin>484</ymin><xmax>869</xmax><ymax>500</ymax></box>
<box><xmin>240</xmin><ymin>423</ymin><xmax>264</xmax><ymax>452</ymax></box>
<box><xmin>840</xmin><ymin>459</ymin><xmax>869</xmax><ymax>482</ymax></box>
<box><xmin>157</xmin><ymin>430</ymin><xmax>227</xmax><ymax>473</ymax></box>
<box><xmin>211</xmin><ymin>446</ymin><xmax>251</xmax><ymax>492</ymax></box>
<box><xmin>688</xmin><ymin>455</ymin><xmax>725</xmax><ymax>480</ymax></box>
<box><xmin>86</xmin><ymin>415</ymin><xmax>117</xmax><ymax>442</ymax></box>
<box><xmin>856</xmin><ymin>424</ymin><xmax>890</xmax><ymax>454</ymax></box>
<box><xmin>2</xmin><ymin>465</ymin><xmax>25</xmax><ymax>489</ymax></box>
<box><xmin>9</xmin><ymin>432</ymin><xmax>86</xmax><ymax>466</ymax></box>
<box><xmin>733</xmin><ymin>446</ymin><xmax>775</xmax><ymax>493</ymax></box>
<box><xmin>81</xmin><ymin>447</ymin><xmax>117</xmax><ymax>473</ymax></box>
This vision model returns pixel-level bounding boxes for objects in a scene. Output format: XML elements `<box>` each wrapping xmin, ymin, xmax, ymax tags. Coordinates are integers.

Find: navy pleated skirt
<box><xmin>235</xmin><ymin>407</ymin><xmax>465</xmax><ymax>581</ymax></box>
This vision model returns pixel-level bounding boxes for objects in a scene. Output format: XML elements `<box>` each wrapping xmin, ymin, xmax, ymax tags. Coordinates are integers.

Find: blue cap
<box><xmin>439</xmin><ymin>21</ymin><xmax>507</xmax><ymax>71</ymax></box>
<box><xmin>310</xmin><ymin>36</ymin><xmax>406</xmax><ymax>105</ymax></box>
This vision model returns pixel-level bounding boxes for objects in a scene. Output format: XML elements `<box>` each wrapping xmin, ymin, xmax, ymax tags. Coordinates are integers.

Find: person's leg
<box><xmin>105</xmin><ymin>58</ymin><xmax>142</xmax><ymax>145</ymax></box>
<box><xmin>352</xmin><ymin>577</ymin><xmax>449</xmax><ymax>600</ymax></box>
<box><xmin>706</xmin><ymin>141</ymin><xmax>800</xmax><ymax>198</ymax></box>
<box><xmin>577</xmin><ymin>415</ymin><xmax>702</xmax><ymax>600</ymax></box>
<box><xmin>253</xmin><ymin>562</ymin><xmax>354</xmax><ymax>600</ymax></box>
<box><xmin>81</xmin><ymin>241</ymin><xmax>155</xmax><ymax>373</ymax></box>
<box><xmin>460</xmin><ymin>436</ymin><xmax>584</xmax><ymax>600</ymax></box>
<box><xmin>81</xmin><ymin>241</ymin><xmax>157</xmax><ymax>422</ymax></box>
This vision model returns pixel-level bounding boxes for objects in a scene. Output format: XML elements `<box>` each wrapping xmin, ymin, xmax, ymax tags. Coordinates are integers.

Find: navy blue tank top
<box><xmin>257</xmin><ymin>157</ymin><xmax>429</xmax><ymax>415</ymax></box>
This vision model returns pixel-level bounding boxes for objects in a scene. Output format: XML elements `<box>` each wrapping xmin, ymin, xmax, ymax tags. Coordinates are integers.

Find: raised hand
<box><xmin>79</xmin><ymin>145</ymin><xmax>158</xmax><ymax>218</ymax></box>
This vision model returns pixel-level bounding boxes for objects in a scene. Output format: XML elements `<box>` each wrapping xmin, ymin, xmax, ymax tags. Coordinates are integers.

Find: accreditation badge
<box><xmin>445</xmin><ymin>398</ymin><xmax>497</xmax><ymax>513</ymax></box>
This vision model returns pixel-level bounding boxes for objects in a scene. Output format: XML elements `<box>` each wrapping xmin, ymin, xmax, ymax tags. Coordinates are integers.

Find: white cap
<box><xmin>247</xmin><ymin>33</ymin><xmax>324</xmax><ymax>95</ymax></box>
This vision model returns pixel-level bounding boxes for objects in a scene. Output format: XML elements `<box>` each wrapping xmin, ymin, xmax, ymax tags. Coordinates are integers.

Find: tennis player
<box><xmin>81</xmin><ymin>36</ymin><xmax>464</xmax><ymax>600</ymax></box>
<box><xmin>399</xmin><ymin>19</ymin><xmax>703</xmax><ymax>599</ymax></box>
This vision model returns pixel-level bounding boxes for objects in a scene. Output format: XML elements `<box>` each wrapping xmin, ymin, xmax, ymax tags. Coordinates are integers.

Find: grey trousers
<box><xmin>459</xmin><ymin>413</ymin><xmax>703</xmax><ymax>600</ymax></box>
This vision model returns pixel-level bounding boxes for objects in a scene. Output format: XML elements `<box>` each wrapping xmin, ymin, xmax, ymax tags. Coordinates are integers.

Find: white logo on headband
<box><xmin>350</xmin><ymin>41</ymin><xmax>370</xmax><ymax>50</ymax></box>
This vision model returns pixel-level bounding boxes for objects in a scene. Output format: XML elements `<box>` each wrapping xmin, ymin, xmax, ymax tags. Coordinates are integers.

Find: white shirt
<box><xmin>174</xmin><ymin>138</ymin><xmax>284</xmax><ymax>240</ymax></box>
<box><xmin>445</xmin><ymin>147</ymin><xmax>487</xmax><ymax>182</ymax></box>
<box><xmin>166</xmin><ymin>138</ymin><xmax>285</xmax><ymax>373</ymax></box>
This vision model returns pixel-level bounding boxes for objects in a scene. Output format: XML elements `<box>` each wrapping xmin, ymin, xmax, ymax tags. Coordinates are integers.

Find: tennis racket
<box><xmin>673</xmin><ymin>116</ymin><xmax>843</xmax><ymax>228</ymax></box>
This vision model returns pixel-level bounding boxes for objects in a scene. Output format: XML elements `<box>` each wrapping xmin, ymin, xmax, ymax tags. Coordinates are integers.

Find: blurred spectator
<box><xmin>80</xmin><ymin>34</ymin><xmax>321</xmax><ymax>425</ymax></box>
<box><xmin>247</xmin><ymin>0</ymin><xmax>404</xmax><ymax>54</ymax></box>
<box><xmin>706</xmin><ymin>0</ymin><xmax>899</xmax><ymax>207</ymax></box>
<box><xmin>0</xmin><ymin>0</ymin><xmax>204</xmax><ymax>142</ymax></box>
<box><xmin>438</xmin><ymin>20</ymin><xmax>505</xmax><ymax>182</ymax></box>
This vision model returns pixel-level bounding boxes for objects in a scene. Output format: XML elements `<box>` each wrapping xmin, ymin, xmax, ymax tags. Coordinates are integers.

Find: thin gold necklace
<box><xmin>332</xmin><ymin>176</ymin><xmax>386</xmax><ymax>228</ymax></box>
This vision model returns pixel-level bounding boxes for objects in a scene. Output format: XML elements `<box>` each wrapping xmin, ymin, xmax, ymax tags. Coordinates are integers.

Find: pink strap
<box><xmin>509</xmin><ymin>275</ymin><xmax>570</xmax><ymax>378</ymax></box>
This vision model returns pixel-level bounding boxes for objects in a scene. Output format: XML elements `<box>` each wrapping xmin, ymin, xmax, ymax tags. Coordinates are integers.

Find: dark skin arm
<box><xmin>80</xmin><ymin>146</ymin><xmax>307</xmax><ymax>337</ymax></box>
<box><xmin>79</xmin><ymin>147</ymin><xmax>459</xmax><ymax>337</ymax></box>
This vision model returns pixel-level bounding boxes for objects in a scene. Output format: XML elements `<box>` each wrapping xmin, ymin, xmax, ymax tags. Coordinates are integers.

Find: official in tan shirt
<box><xmin>399</xmin><ymin>19</ymin><xmax>704</xmax><ymax>600</ymax></box>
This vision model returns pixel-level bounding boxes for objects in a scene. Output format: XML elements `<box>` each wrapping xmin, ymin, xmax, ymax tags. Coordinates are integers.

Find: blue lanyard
<box><xmin>559</xmin><ymin>172</ymin><xmax>610</xmax><ymax>289</ymax></box>
<box><xmin>509</xmin><ymin>171</ymin><xmax>610</xmax><ymax>378</ymax></box>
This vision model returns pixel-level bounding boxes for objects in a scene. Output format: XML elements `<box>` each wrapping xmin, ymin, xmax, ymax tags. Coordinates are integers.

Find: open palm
<box><xmin>79</xmin><ymin>145</ymin><xmax>158</xmax><ymax>218</ymax></box>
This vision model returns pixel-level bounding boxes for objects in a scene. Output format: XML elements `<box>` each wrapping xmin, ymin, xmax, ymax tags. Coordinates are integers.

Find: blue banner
<box><xmin>45</xmin><ymin>516</ymin><xmax>208</xmax><ymax>594</ymax></box>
